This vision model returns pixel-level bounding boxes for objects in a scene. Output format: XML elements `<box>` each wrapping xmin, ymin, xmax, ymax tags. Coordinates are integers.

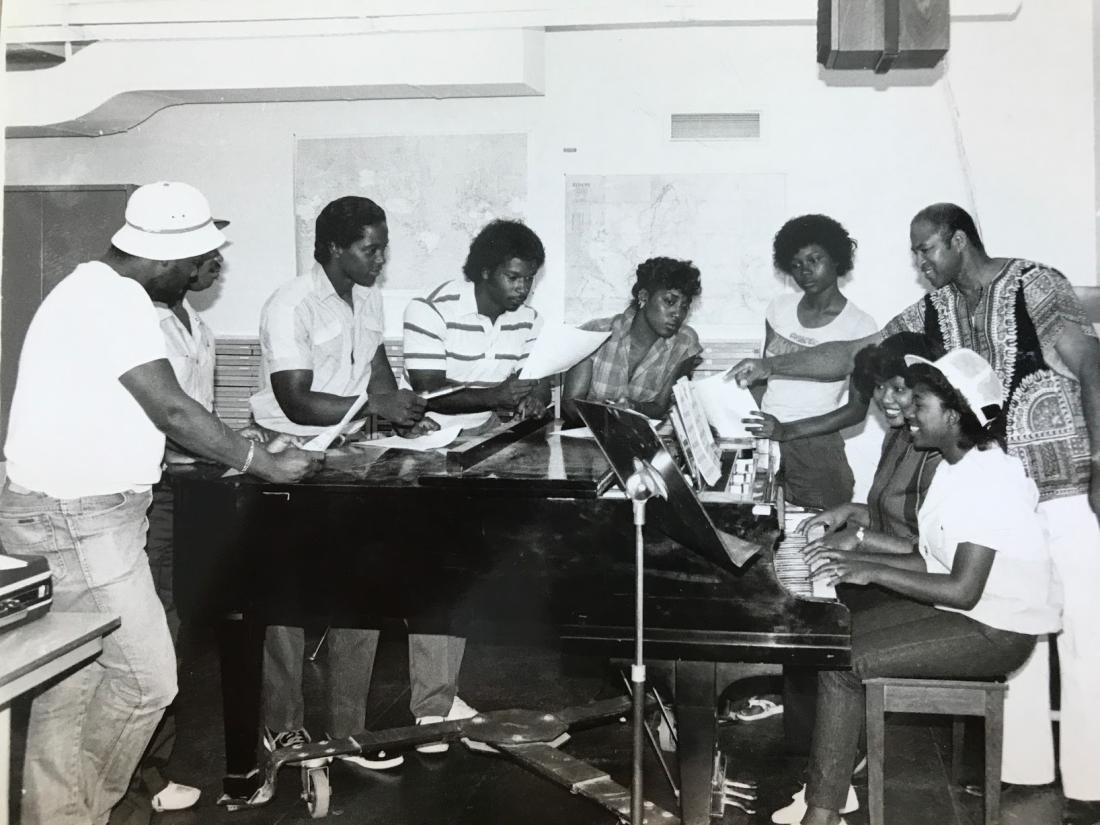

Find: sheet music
<box><xmin>517</xmin><ymin>324</ymin><xmax>610</xmax><ymax>380</ymax></box>
<box><xmin>690</xmin><ymin>372</ymin><xmax>760</xmax><ymax>438</ymax></box>
<box><xmin>671</xmin><ymin>377</ymin><xmax>721</xmax><ymax>486</ymax></box>
<box><xmin>668</xmin><ymin>406</ymin><xmax>701</xmax><ymax>487</ymax></box>
<box><xmin>301</xmin><ymin>387</ymin><xmax>370</xmax><ymax>451</ymax></box>
<box><xmin>347</xmin><ymin>425</ymin><xmax>463</xmax><ymax>452</ymax></box>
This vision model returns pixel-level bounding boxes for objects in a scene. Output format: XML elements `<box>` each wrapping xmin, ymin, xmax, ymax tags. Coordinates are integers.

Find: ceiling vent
<box><xmin>671</xmin><ymin>112</ymin><xmax>760</xmax><ymax>140</ymax></box>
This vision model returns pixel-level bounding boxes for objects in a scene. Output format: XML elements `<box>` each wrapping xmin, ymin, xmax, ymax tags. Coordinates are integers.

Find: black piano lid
<box><xmin>167</xmin><ymin>416</ymin><xmax>614</xmax><ymax>495</ymax></box>
<box><xmin>574</xmin><ymin>400</ymin><xmax>761</xmax><ymax>573</ymax></box>
<box><xmin>418</xmin><ymin>415</ymin><xmax>616</xmax><ymax>497</ymax></box>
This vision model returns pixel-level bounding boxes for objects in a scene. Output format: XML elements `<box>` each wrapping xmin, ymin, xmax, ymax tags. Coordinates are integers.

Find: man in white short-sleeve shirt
<box><xmin>252</xmin><ymin>196</ymin><xmax>430</xmax><ymax>774</ymax></box>
<box><xmin>0</xmin><ymin>182</ymin><xmax>321</xmax><ymax>825</ymax></box>
<box><xmin>251</xmin><ymin>264</ymin><xmax>386</xmax><ymax>436</ymax></box>
<box><xmin>157</xmin><ymin>254</ymin><xmax>220</xmax><ymax>416</ymax></box>
<box><xmin>112</xmin><ymin>236</ymin><xmax>231</xmax><ymax>822</ymax></box>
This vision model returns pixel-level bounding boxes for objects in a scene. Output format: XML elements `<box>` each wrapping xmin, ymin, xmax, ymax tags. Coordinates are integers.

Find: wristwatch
<box><xmin>855</xmin><ymin>526</ymin><xmax>866</xmax><ymax>548</ymax></box>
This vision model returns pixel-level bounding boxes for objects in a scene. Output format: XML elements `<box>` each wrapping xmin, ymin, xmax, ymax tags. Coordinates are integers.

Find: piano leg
<box><xmin>674</xmin><ymin>660</ymin><xmax>719</xmax><ymax>825</ymax></box>
<box><xmin>216</xmin><ymin>609</ymin><xmax>265</xmax><ymax>806</ymax></box>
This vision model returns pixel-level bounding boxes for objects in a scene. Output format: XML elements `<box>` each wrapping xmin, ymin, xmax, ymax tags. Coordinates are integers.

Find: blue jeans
<box><xmin>0</xmin><ymin>484</ymin><xmax>177</xmax><ymax>825</ymax></box>
<box><xmin>806</xmin><ymin>598</ymin><xmax>1035</xmax><ymax>813</ymax></box>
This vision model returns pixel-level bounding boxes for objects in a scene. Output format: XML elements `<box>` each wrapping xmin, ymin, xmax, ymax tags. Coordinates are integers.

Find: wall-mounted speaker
<box><xmin>818</xmin><ymin>0</ymin><xmax>949</xmax><ymax>73</ymax></box>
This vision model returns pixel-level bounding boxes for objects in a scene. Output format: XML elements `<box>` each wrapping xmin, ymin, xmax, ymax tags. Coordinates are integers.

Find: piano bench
<box><xmin>863</xmin><ymin>676</ymin><xmax>1007</xmax><ymax>825</ymax></box>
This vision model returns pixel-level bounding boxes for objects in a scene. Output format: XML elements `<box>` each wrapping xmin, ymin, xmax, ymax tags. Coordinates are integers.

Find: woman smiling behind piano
<box><xmin>798</xmin><ymin>331</ymin><xmax>945</xmax><ymax>561</ymax></box>
<box><xmin>562</xmin><ymin>256</ymin><xmax>703</xmax><ymax>424</ymax></box>
<box><xmin>772</xmin><ymin>332</ymin><xmax>945</xmax><ymax>764</ymax></box>
<box><xmin>777</xmin><ymin>349</ymin><xmax>1059</xmax><ymax>825</ymax></box>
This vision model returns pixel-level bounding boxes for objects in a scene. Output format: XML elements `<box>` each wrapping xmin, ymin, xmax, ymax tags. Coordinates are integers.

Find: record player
<box><xmin>0</xmin><ymin>554</ymin><xmax>53</xmax><ymax>633</ymax></box>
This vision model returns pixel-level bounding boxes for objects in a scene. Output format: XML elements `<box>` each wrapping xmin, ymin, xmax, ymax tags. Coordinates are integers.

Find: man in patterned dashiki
<box><xmin>728</xmin><ymin>202</ymin><xmax>1100</xmax><ymax>825</ymax></box>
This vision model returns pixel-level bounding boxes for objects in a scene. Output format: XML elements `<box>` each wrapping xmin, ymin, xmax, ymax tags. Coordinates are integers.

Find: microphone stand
<box><xmin>623</xmin><ymin>457</ymin><xmax>668</xmax><ymax>825</ymax></box>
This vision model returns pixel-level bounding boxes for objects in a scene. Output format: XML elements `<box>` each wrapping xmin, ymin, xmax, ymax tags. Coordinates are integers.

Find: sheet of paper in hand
<box><xmin>518</xmin><ymin>324</ymin><xmax>610</xmax><ymax>380</ymax></box>
<box><xmin>301</xmin><ymin>386</ymin><xmax>370</xmax><ymax>452</ymax></box>
<box><xmin>691</xmin><ymin>372</ymin><xmax>760</xmax><ymax>439</ymax></box>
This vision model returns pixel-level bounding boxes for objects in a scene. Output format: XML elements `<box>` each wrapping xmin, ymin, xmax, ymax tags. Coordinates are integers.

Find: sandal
<box><xmin>734</xmin><ymin>697</ymin><xmax>784</xmax><ymax>722</ymax></box>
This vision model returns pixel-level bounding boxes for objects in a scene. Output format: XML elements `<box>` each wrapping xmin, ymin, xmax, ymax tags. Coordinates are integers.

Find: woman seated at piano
<box><xmin>561</xmin><ymin>256</ymin><xmax>703</xmax><ymax>424</ymax></box>
<box><xmin>777</xmin><ymin>349</ymin><xmax>1059</xmax><ymax>825</ymax></box>
<box><xmin>798</xmin><ymin>332</ymin><xmax>945</xmax><ymax>565</ymax></box>
<box><xmin>762</xmin><ymin>333</ymin><xmax>946</xmax><ymax>755</ymax></box>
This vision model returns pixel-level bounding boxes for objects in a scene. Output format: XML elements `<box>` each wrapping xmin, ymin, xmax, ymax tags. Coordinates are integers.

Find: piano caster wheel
<box><xmin>301</xmin><ymin>764</ymin><xmax>330</xmax><ymax>819</ymax></box>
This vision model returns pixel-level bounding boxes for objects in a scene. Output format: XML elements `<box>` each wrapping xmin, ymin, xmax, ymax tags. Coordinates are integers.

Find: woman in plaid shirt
<box><xmin>562</xmin><ymin>256</ymin><xmax>702</xmax><ymax>424</ymax></box>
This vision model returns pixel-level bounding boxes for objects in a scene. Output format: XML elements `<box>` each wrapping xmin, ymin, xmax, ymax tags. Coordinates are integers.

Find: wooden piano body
<box><xmin>172</xmin><ymin>417</ymin><xmax>850</xmax><ymax>823</ymax></box>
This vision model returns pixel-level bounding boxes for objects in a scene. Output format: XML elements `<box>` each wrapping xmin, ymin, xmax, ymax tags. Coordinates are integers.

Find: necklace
<box><xmin>964</xmin><ymin>282</ymin><xmax>985</xmax><ymax>336</ymax></box>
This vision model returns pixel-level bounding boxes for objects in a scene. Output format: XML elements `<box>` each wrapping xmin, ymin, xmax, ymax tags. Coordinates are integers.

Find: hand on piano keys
<box><xmin>802</xmin><ymin>526</ymin><xmax>880</xmax><ymax>589</ymax></box>
<box><xmin>792</xmin><ymin>501</ymin><xmax>865</xmax><ymax>538</ymax></box>
<box><xmin>774</xmin><ymin>509</ymin><xmax>836</xmax><ymax>600</ymax></box>
<box><xmin>803</xmin><ymin>546</ymin><xmax>879</xmax><ymax>589</ymax></box>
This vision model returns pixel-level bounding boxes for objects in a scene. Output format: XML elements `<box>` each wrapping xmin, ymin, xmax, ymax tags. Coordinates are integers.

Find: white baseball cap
<box><xmin>112</xmin><ymin>181</ymin><xmax>227</xmax><ymax>261</ymax></box>
<box><xmin>904</xmin><ymin>348</ymin><xmax>1004</xmax><ymax>426</ymax></box>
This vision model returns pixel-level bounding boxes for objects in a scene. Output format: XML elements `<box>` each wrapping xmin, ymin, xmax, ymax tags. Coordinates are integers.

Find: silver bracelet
<box><xmin>240</xmin><ymin>441</ymin><xmax>256</xmax><ymax>474</ymax></box>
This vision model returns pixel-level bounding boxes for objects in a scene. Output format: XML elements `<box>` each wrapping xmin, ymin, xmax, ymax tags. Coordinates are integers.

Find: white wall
<box><xmin>6</xmin><ymin>2</ymin><xmax>1093</xmax><ymax>334</ymax></box>
<box><xmin>3</xmin><ymin>0</ymin><xmax>1095</xmax><ymax>495</ymax></box>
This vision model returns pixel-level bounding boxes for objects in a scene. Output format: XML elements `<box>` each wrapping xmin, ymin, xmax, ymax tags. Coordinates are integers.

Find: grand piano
<box><xmin>172</xmin><ymin>410</ymin><xmax>850</xmax><ymax>823</ymax></box>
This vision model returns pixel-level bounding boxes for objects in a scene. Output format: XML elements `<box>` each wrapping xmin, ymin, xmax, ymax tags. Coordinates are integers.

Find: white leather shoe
<box><xmin>151</xmin><ymin>781</ymin><xmax>200</xmax><ymax>812</ymax></box>
<box><xmin>770</xmin><ymin>783</ymin><xmax>858</xmax><ymax>824</ymax></box>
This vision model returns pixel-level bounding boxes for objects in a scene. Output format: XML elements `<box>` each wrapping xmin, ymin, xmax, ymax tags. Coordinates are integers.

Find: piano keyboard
<box><xmin>774</xmin><ymin>509</ymin><xmax>837</xmax><ymax>601</ymax></box>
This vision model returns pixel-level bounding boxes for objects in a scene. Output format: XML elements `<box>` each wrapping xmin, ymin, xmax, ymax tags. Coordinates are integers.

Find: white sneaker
<box><xmin>323</xmin><ymin>732</ymin><xmax>404</xmax><ymax>771</ymax></box>
<box><xmin>771</xmin><ymin>783</ymin><xmax>858</xmax><ymax>824</ymax></box>
<box><xmin>414</xmin><ymin>715</ymin><xmax>449</xmax><ymax>754</ymax></box>
<box><xmin>151</xmin><ymin>781</ymin><xmax>200</xmax><ymax>812</ymax></box>
<box><xmin>447</xmin><ymin>696</ymin><xmax>479</xmax><ymax>721</ymax></box>
<box><xmin>337</xmin><ymin>751</ymin><xmax>404</xmax><ymax>771</ymax></box>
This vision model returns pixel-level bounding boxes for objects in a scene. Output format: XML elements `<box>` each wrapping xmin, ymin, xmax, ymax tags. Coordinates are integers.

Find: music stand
<box><xmin>574</xmin><ymin>400</ymin><xmax>759</xmax><ymax>825</ymax></box>
<box><xmin>574</xmin><ymin>400</ymin><xmax>759</xmax><ymax>571</ymax></box>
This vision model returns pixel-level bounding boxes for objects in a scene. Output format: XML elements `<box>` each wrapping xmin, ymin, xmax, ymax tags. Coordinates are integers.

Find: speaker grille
<box><xmin>671</xmin><ymin>112</ymin><xmax>760</xmax><ymax>140</ymax></box>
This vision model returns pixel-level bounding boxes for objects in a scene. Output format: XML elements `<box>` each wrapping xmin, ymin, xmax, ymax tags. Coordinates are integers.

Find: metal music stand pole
<box><xmin>624</xmin><ymin>457</ymin><xmax>669</xmax><ymax>825</ymax></box>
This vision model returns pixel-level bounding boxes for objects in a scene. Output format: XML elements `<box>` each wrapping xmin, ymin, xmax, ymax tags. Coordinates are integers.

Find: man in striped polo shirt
<box><xmin>403</xmin><ymin>219</ymin><xmax>549</xmax><ymax>432</ymax></box>
<box><xmin>401</xmin><ymin>219</ymin><xmax>550</xmax><ymax>748</ymax></box>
